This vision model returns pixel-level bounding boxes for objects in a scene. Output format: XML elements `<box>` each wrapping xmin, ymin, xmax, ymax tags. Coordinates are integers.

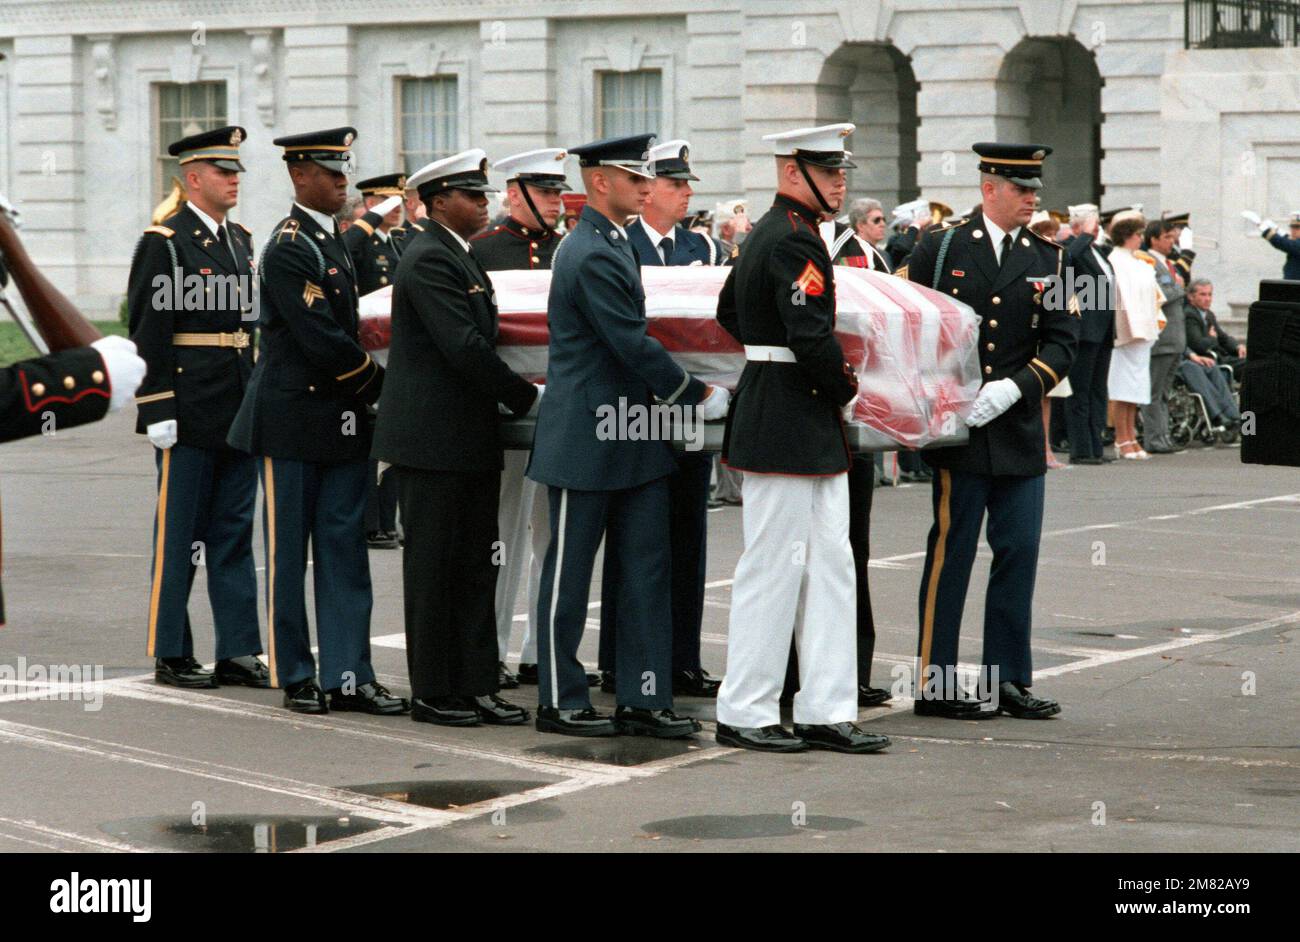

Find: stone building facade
<box><xmin>1</xmin><ymin>0</ymin><xmax>1297</xmax><ymax>318</ymax></box>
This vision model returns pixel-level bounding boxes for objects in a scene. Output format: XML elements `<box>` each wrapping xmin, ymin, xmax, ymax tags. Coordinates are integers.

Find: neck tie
<box><xmin>999</xmin><ymin>232</ymin><xmax>1013</xmax><ymax>269</ymax></box>
<box><xmin>658</xmin><ymin>237</ymin><xmax>672</xmax><ymax>264</ymax></box>
<box><xmin>216</xmin><ymin>224</ymin><xmax>238</xmax><ymax>271</ymax></box>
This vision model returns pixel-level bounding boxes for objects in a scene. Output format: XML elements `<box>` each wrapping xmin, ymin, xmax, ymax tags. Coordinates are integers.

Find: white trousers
<box><xmin>716</xmin><ymin>472</ymin><xmax>858</xmax><ymax>728</ymax></box>
<box><xmin>495</xmin><ymin>450</ymin><xmax>551</xmax><ymax>663</ymax></box>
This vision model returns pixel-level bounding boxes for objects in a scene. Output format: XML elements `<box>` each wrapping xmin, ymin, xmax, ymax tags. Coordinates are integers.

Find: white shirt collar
<box><xmin>189</xmin><ymin>202</ymin><xmax>224</xmax><ymax>239</ymax></box>
<box><xmin>639</xmin><ymin>217</ymin><xmax>674</xmax><ymax>246</ymax></box>
<box><xmin>295</xmin><ymin>202</ymin><xmax>339</xmax><ymax>238</ymax></box>
<box><xmin>1149</xmin><ymin>248</ymin><xmax>1167</xmax><ymax>263</ymax></box>
<box><xmin>982</xmin><ymin>215</ymin><xmax>1020</xmax><ymax>253</ymax></box>
<box><xmin>373</xmin><ymin>227</ymin><xmax>389</xmax><ymax>243</ymax></box>
<box><xmin>436</xmin><ymin>221</ymin><xmax>470</xmax><ymax>253</ymax></box>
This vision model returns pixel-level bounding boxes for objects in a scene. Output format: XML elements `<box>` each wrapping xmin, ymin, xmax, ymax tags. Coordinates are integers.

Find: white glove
<box><xmin>1240</xmin><ymin>210</ymin><xmax>1261</xmax><ymax>226</ymax></box>
<box><xmin>528</xmin><ymin>383</ymin><xmax>544</xmax><ymax>417</ymax></box>
<box><xmin>1259</xmin><ymin>219</ymin><xmax>1277</xmax><ymax>236</ymax></box>
<box><xmin>373</xmin><ymin>195</ymin><xmax>402</xmax><ymax>217</ymax></box>
<box><xmin>1178</xmin><ymin>226</ymin><xmax>1194</xmax><ymax>251</ymax></box>
<box><xmin>697</xmin><ymin>385</ymin><xmax>730</xmax><ymax>421</ymax></box>
<box><xmin>147</xmin><ymin>419</ymin><xmax>178</xmax><ymax>449</ymax></box>
<box><xmin>965</xmin><ymin>378</ymin><xmax>1022</xmax><ymax>428</ymax></box>
<box><xmin>90</xmin><ymin>335</ymin><xmax>146</xmax><ymax>413</ymax></box>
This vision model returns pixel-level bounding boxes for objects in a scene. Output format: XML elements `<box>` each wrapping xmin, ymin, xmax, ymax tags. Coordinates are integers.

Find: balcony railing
<box><xmin>1186</xmin><ymin>0</ymin><xmax>1300</xmax><ymax>47</ymax></box>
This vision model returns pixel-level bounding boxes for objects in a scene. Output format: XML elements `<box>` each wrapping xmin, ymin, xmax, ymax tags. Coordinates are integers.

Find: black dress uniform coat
<box><xmin>342</xmin><ymin>209</ymin><xmax>400</xmax><ymax>295</ymax></box>
<box><xmin>716</xmin><ymin>193</ymin><xmax>858</xmax><ymax>475</ymax></box>
<box><xmin>903</xmin><ymin>210</ymin><xmax>1078</xmax><ymax>477</ymax></box>
<box><xmin>227</xmin><ymin>205</ymin><xmax>383</xmax><ymax>463</ymax></box>
<box><xmin>469</xmin><ymin>216</ymin><xmax>559</xmax><ymax>271</ymax></box>
<box><xmin>127</xmin><ymin>205</ymin><xmax>254</xmax><ymax>450</ymax></box>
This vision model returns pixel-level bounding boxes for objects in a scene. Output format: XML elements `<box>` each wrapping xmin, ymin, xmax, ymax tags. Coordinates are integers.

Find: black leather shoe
<box><xmin>858</xmin><ymin>684</ymin><xmax>892</xmax><ymax>707</ymax></box>
<box><xmin>473</xmin><ymin>694</ymin><xmax>529</xmax><ymax>725</ymax></box>
<box><xmin>516</xmin><ymin>663</ymin><xmax>538</xmax><ymax>685</ymax></box>
<box><xmin>283</xmin><ymin>678</ymin><xmax>328</xmax><ymax>714</ymax></box>
<box><xmin>155</xmin><ymin>656</ymin><xmax>217</xmax><ymax>689</ymax></box>
<box><xmin>535</xmin><ymin>706</ymin><xmax>617</xmax><ymax>737</ymax></box>
<box><xmin>214</xmin><ymin>655</ymin><xmax>270</xmax><ymax>688</ymax></box>
<box><xmin>715</xmin><ymin>723</ymin><xmax>808</xmax><ymax>752</ymax></box>
<box><xmin>586</xmin><ymin>672</ymin><xmax>601</xmax><ymax>686</ymax></box>
<box><xmin>599</xmin><ymin>670</ymin><xmax>616</xmax><ymax>694</ymax></box>
<box><xmin>412</xmin><ymin>696</ymin><xmax>480</xmax><ymax>726</ymax></box>
<box><xmin>614</xmin><ymin>706</ymin><xmax>701</xmax><ymax>739</ymax></box>
<box><xmin>366</xmin><ymin>530</ymin><xmax>400</xmax><ymax>549</ymax></box>
<box><xmin>497</xmin><ymin>662</ymin><xmax>519</xmax><ymax>690</ymax></box>
<box><xmin>795</xmin><ymin>721</ymin><xmax>891</xmax><ymax>754</ymax></box>
<box><xmin>328</xmin><ymin>681</ymin><xmax>410</xmax><ymax>715</ymax></box>
<box><xmin>996</xmin><ymin>681</ymin><xmax>1061</xmax><ymax>719</ymax></box>
<box><xmin>913</xmin><ymin>697</ymin><xmax>998</xmax><ymax>719</ymax></box>
<box><xmin>673</xmin><ymin>668</ymin><xmax>721</xmax><ymax>698</ymax></box>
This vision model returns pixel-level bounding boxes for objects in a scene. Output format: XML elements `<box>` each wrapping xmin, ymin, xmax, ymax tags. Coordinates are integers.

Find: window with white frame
<box><xmin>155</xmin><ymin>82</ymin><xmax>228</xmax><ymax>203</ymax></box>
<box><xmin>597</xmin><ymin>69</ymin><xmax>662</xmax><ymax>137</ymax></box>
<box><xmin>399</xmin><ymin>77</ymin><xmax>458</xmax><ymax>174</ymax></box>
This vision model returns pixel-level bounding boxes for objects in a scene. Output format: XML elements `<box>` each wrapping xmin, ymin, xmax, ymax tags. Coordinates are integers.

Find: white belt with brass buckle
<box><xmin>173</xmin><ymin>330</ymin><xmax>250</xmax><ymax>349</ymax></box>
<box><xmin>744</xmin><ymin>344</ymin><xmax>797</xmax><ymax>363</ymax></box>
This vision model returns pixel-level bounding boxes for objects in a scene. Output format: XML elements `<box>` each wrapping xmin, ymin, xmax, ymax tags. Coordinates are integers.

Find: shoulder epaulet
<box><xmin>144</xmin><ymin>225</ymin><xmax>174</xmax><ymax>238</ymax></box>
<box><xmin>941</xmin><ymin>217</ymin><xmax>970</xmax><ymax>231</ymax></box>
<box><xmin>1133</xmin><ymin>249</ymin><xmax>1156</xmax><ymax>267</ymax></box>
<box><xmin>234</xmin><ymin>222</ymin><xmax>253</xmax><ymax>237</ymax></box>
<box><xmin>274</xmin><ymin>218</ymin><xmax>301</xmax><ymax>243</ymax></box>
<box><xmin>1027</xmin><ymin>226</ymin><xmax>1063</xmax><ymax>250</ymax></box>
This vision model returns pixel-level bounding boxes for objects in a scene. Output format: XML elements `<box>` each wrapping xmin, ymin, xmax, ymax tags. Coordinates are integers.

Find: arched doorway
<box><xmin>815</xmin><ymin>43</ymin><xmax>919</xmax><ymax>210</ymax></box>
<box><xmin>996</xmin><ymin>37</ymin><xmax>1102</xmax><ymax>208</ymax></box>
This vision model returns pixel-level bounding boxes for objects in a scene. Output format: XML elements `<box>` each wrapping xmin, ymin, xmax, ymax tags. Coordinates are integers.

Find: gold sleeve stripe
<box><xmin>134</xmin><ymin>390</ymin><xmax>176</xmax><ymax>404</ymax></box>
<box><xmin>353</xmin><ymin>218</ymin><xmax>374</xmax><ymax>236</ymax></box>
<box><xmin>1031</xmin><ymin>358</ymin><xmax>1060</xmax><ymax>386</ymax></box>
<box><xmin>144</xmin><ymin>225</ymin><xmax>174</xmax><ymax>237</ymax></box>
<box><xmin>336</xmin><ymin>353</ymin><xmax>373</xmax><ymax>382</ymax></box>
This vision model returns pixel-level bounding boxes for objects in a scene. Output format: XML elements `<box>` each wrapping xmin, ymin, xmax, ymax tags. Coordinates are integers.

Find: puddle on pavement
<box><xmin>642</xmin><ymin>813</ymin><xmax>864</xmax><ymax>840</ymax></box>
<box><xmin>527</xmin><ymin>737</ymin><xmax>706</xmax><ymax>766</ymax></box>
<box><xmin>344</xmin><ymin>779</ymin><xmax>553</xmax><ymax>810</ymax></box>
<box><xmin>1073</xmin><ymin>631</ymin><xmax>1118</xmax><ymax>638</ymax></box>
<box><xmin>99</xmin><ymin>814</ymin><xmax>386</xmax><ymax>852</ymax></box>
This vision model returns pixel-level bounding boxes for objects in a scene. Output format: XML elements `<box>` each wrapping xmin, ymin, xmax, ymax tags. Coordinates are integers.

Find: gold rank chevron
<box><xmin>302</xmin><ymin>280</ymin><xmax>325</xmax><ymax>306</ymax></box>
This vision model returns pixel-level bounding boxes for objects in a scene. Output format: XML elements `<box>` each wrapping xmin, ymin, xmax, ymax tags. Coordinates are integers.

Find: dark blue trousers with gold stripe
<box><xmin>258</xmin><ymin>456</ymin><xmax>376</xmax><ymax>691</ymax></box>
<box><xmin>916</xmin><ymin>467</ymin><xmax>1044</xmax><ymax>691</ymax></box>
<box><xmin>146</xmin><ymin>444</ymin><xmax>260</xmax><ymax>660</ymax></box>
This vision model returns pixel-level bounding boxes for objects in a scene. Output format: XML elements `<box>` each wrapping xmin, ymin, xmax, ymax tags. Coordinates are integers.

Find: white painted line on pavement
<box><xmin>0</xmin><ymin>815</ymin><xmax>154</xmax><ymax>853</ymax></box>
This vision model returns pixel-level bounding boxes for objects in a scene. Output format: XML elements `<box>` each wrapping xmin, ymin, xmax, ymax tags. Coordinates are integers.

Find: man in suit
<box><xmin>1138</xmin><ymin>218</ymin><xmax>1189</xmax><ymax>454</ymax></box>
<box><xmin>713</xmin><ymin>123</ymin><xmax>891</xmax><ymax>755</ymax></box>
<box><xmin>527</xmin><ymin>134</ymin><xmax>729</xmax><ymax>738</ymax></box>
<box><xmin>227</xmin><ymin>127</ymin><xmax>407</xmax><ymax>717</ymax></box>
<box><xmin>372</xmin><ymin>150</ymin><xmax>537</xmax><ymax>727</ymax></box>
<box><xmin>1180</xmin><ymin>279</ymin><xmax>1242</xmax><ymax>430</ymax></box>
<box><xmin>1062</xmin><ymin>203</ymin><xmax>1116</xmax><ymax>465</ymax></box>
<box><xmin>127</xmin><ymin>126</ymin><xmax>266</xmax><ymax>689</ymax></box>
<box><xmin>1184</xmin><ymin>277</ymin><xmax>1248</xmax><ymax>380</ymax></box>
<box><xmin>902</xmin><ymin>142</ymin><xmax>1078</xmax><ymax>720</ymax></box>
<box><xmin>600</xmin><ymin>139</ymin><xmax>725</xmax><ymax>700</ymax></box>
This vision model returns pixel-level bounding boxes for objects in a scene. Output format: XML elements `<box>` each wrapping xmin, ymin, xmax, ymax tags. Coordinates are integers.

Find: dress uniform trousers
<box><xmin>916</xmin><ymin>467</ymin><xmax>1044</xmax><ymax>693</ymax></box>
<box><xmin>535</xmin><ymin>478</ymin><xmax>674</xmax><ymax>710</ymax></box>
<box><xmin>258</xmin><ymin>456</ymin><xmax>376</xmax><ymax>690</ymax></box>
<box><xmin>494</xmin><ymin>449</ymin><xmax>548</xmax><ymax>663</ymax></box>
<box><xmin>716</xmin><ymin>472</ymin><xmax>858</xmax><ymax>729</ymax></box>
<box><xmin>146</xmin><ymin>444</ymin><xmax>260</xmax><ymax>660</ymax></box>
<box><xmin>397</xmin><ymin>467</ymin><xmax>500</xmax><ymax>699</ymax></box>
<box><xmin>598</xmin><ymin>450</ymin><xmax>711</xmax><ymax>673</ymax></box>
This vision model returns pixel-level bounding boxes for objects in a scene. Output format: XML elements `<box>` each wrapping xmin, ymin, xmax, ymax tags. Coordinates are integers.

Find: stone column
<box><xmin>684</xmin><ymin>10</ymin><xmax>744</xmax><ymax>205</ymax></box>
<box><xmin>282</xmin><ymin>25</ymin><xmax>356</xmax><ymax>133</ymax></box>
<box><xmin>479</xmin><ymin>17</ymin><xmax>555</xmax><ymax>158</ymax></box>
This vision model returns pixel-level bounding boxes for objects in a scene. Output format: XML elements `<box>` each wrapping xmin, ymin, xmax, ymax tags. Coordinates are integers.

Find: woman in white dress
<box><xmin>1107</xmin><ymin>213</ymin><xmax>1166</xmax><ymax>460</ymax></box>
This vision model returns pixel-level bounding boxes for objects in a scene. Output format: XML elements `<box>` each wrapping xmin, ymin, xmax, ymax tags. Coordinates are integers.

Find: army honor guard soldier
<box><xmin>712</xmin><ymin>123</ymin><xmax>890</xmax><ymax>755</ymax></box>
<box><xmin>227</xmin><ymin>126</ymin><xmax>407</xmax><ymax>717</ymax></box>
<box><xmin>126</xmin><ymin>125</ymin><xmax>267</xmax><ymax>689</ymax></box>
<box><xmin>902</xmin><ymin>143</ymin><xmax>1079</xmax><ymax>720</ymax></box>
<box><xmin>371</xmin><ymin>150</ymin><xmax>537</xmax><ymax>727</ymax></box>
<box><xmin>527</xmin><ymin>134</ymin><xmax>729</xmax><ymax>738</ymax></box>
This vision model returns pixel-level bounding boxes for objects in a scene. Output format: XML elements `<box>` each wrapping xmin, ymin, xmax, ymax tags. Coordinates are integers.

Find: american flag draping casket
<box><xmin>358</xmin><ymin>266</ymin><xmax>982</xmax><ymax>450</ymax></box>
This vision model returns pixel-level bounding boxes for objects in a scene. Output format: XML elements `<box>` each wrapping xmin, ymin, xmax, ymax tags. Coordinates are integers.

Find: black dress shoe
<box><xmin>913</xmin><ymin>697</ymin><xmax>998</xmax><ymax>719</ymax></box>
<box><xmin>214</xmin><ymin>655</ymin><xmax>270</xmax><ymax>688</ymax></box>
<box><xmin>599</xmin><ymin>670</ymin><xmax>616</xmax><ymax>694</ymax></box>
<box><xmin>586</xmin><ymin>671</ymin><xmax>602</xmax><ymax>688</ymax></box>
<box><xmin>535</xmin><ymin>706</ymin><xmax>617</xmax><ymax>737</ymax></box>
<box><xmin>283</xmin><ymin>678</ymin><xmax>328</xmax><ymax>714</ymax></box>
<box><xmin>516</xmin><ymin>663</ymin><xmax>538</xmax><ymax>685</ymax></box>
<box><xmin>996</xmin><ymin>681</ymin><xmax>1061</xmax><ymax>719</ymax></box>
<box><xmin>473</xmin><ymin>694</ymin><xmax>529</xmax><ymax>725</ymax></box>
<box><xmin>795</xmin><ymin>721</ymin><xmax>891</xmax><ymax>754</ymax></box>
<box><xmin>411</xmin><ymin>697</ymin><xmax>480</xmax><ymax>726</ymax></box>
<box><xmin>614</xmin><ymin>706</ymin><xmax>701</xmax><ymax>739</ymax></box>
<box><xmin>858</xmin><ymin>684</ymin><xmax>892</xmax><ymax>707</ymax></box>
<box><xmin>673</xmin><ymin>668</ymin><xmax>722</xmax><ymax>698</ymax></box>
<box><xmin>366</xmin><ymin>530</ymin><xmax>400</xmax><ymax>549</ymax></box>
<box><xmin>155</xmin><ymin>656</ymin><xmax>217</xmax><ymax>689</ymax></box>
<box><xmin>497</xmin><ymin>662</ymin><xmax>519</xmax><ymax>690</ymax></box>
<box><xmin>716</xmin><ymin>723</ymin><xmax>808</xmax><ymax>752</ymax></box>
<box><xmin>328</xmin><ymin>681</ymin><xmax>410</xmax><ymax>715</ymax></box>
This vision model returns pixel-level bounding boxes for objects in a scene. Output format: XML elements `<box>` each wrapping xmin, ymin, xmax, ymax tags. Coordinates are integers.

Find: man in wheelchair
<box><xmin>1174</xmin><ymin>278</ymin><xmax>1242</xmax><ymax>436</ymax></box>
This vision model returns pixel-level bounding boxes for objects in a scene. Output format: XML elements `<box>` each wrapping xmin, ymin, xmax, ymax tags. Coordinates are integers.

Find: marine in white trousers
<box><xmin>495</xmin><ymin>449</ymin><xmax>550</xmax><ymax>664</ymax></box>
<box><xmin>715</xmin><ymin>472</ymin><xmax>859</xmax><ymax>728</ymax></box>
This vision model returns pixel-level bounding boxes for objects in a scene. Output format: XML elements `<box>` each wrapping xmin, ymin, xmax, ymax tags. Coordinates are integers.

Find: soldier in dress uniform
<box><xmin>901</xmin><ymin>142</ymin><xmax>1079</xmax><ymax>720</ymax></box>
<box><xmin>469</xmin><ymin>148</ymin><xmax>589</xmax><ymax>692</ymax></box>
<box><xmin>389</xmin><ymin>186</ymin><xmax>429</xmax><ymax>257</ymax></box>
<box><xmin>527</xmin><ymin>134</ymin><xmax>729</xmax><ymax>738</ymax></box>
<box><xmin>227</xmin><ymin>126</ymin><xmax>407</xmax><ymax>717</ymax></box>
<box><xmin>1163</xmin><ymin>211</ymin><xmax>1194</xmax><ymax>280</ymax></box>
<box><xmin>598</xmin><ymin>139</ymin><xmax>726</xmax><ymax>700</ymax></box>
<box><xmin>126</xmin><ymin>126</ymin><xmax>268</xmax><ymax>689</ymax></box>
<box><xmin>372</xmin><ymin>150</ymin><xmax>537</xmax><ymax>728</ymax></box>
<box><xmin>713</xmin><ymin>123</ymin><xmax>891</xmax><ymax>756</ymax></box>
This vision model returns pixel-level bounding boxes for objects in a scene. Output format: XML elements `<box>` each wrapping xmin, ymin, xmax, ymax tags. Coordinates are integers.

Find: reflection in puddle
<box><xmin>527</xmin><ymin>737</ymin><xmax>704</xmax><ymax>766</ymax></box>
<box><xmin>344</xmin><ymin>779</ymin><xmax>553</xmax><ymax>809</ymax></box>
<box><xmin>99</xmin><ymin>814</ymin><xmax>387</xmax><ymax>852</ymax></box>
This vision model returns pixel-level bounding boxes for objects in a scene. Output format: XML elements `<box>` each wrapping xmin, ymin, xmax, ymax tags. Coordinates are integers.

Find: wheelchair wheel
<box><xmin>1216</xmin><ymin>424</ymin><xmax>1240</xmax><ymax>445</ymax></box>
<box><xmin>1164</xmin><ymin>383</ymin><xmax>1197</xmax><ymax>448</ymax></box>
